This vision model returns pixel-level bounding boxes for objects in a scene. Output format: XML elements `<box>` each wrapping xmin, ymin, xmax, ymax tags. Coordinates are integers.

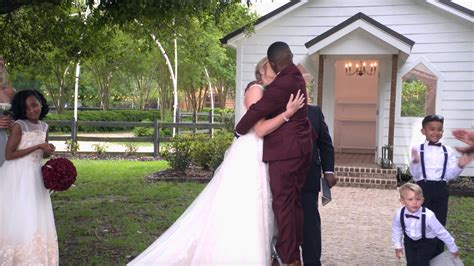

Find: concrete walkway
<box><xmin>319</xmin><ymin>186</ymin><xmax>406</xmax><ymax>265</ymax></box>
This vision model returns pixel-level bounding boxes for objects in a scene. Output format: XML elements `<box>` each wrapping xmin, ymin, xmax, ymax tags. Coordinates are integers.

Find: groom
<box><xmin>235</xmin><ymin>42</ymin><xmax>313</xmax><ymax>265</ymax></box>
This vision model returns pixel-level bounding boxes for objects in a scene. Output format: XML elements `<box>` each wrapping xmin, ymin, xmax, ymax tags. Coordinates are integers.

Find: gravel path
<box><xmin>319</xmin><ymin>186</ymin><xmax>406</xmax><ymax>265</ymax></box>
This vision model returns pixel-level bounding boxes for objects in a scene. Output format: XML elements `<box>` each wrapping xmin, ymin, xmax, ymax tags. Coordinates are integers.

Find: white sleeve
<box><xmin>444</xmin><ymin>146</ymin><xmax>463</xmax><ymax>182</ymax></box>
<box><xmin>428</xmin><ymin>215</ymin><xmax>458</xmax><ymax>253</ymax></box>
<box><xmin>13</xmin><ymin>120</ymin><xmax>26</xmax><ymax>132</ymax></box>
<box><xmin>409</xmin><ymin>145</ymin><xmax>422</xmax><ymax>181</ymax></box>
<box><xmin>392</xmin><ymin>209</ymin><xmax>403</xmax><ymax>249</ymax></box>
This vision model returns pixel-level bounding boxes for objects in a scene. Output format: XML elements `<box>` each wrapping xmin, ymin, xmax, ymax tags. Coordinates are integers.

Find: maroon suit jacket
<box><xmin>236</xmin><ymin>63</ymin><xmax>313</xmax><ymax>162</ymax></box>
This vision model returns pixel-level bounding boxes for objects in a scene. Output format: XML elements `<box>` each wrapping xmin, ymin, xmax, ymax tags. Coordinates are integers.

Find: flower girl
<box><xmin>0</xmin><ymin>89</ymin><xmax>58</xmax><ymax>265</ymax></box>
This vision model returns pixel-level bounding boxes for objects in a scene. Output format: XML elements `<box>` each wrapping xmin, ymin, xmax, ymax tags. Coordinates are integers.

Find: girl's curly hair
<box><xmin>10</xmin><ymin>89</ymin><xmax>49</xmax><ymax>120</ymax></box>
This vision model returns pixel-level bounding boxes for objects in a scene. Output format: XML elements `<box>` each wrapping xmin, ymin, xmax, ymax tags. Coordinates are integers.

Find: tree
<box><xmin>117</xmin><ymin>34</ymin><xmax>159</xmax><ymax>110</ymax></box>
<box><xmin>401</xmin><ymin>79</ymin><xmax>427</xmax><ymax>117</ymax></box>
<box><xmin>1</xmin><ymin>0</ymin><xmax>255</xmax><ymax>115</ymax></box>
<box><xmin>82</xmin><ymin>26</ymin><xmax>124</xmax><ymax>110</ymax></box>
<box><xmin>1</xmin><ymin>3</ymin><xmax>86</xmax><ymax>112</ymax></box>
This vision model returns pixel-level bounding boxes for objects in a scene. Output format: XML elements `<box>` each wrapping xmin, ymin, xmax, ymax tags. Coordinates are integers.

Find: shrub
<box><xmin>46</xmin><ymin>110</ymin><xmax>161</xmax><ymax>133</ymax></box>
<box><xmin>190</xmin><ymin>132</ymin><xmax>233</xmax><ymax>171</ymax></box>
<box><xmin>133</xmin><ymin>120</ymin><xmax>172</xmax><ymax>137</ymax></box>
<box><xmin>124</xmin><ymin>143</ymin><xmax>139</xmax><ymax>156</ymax></box>
<box><xmin>208</xmin><ymin>132</ymin><xmax>233</xmax><ymax>170</ymax></box>
<box><xmin>190</xmin><ymin>135</ymin><xmax>214</xmax><ymax>170</ymax></box>
<box><xmin>160</xmin><ymin>127</ymin><xmax>172</xmax><ymax>137</ymax></box>
<box><xmin>221</xmin><ymin>113</ymin><xmax>235</xmax><ymax>132</ymax></box>
<box><xmin>65</xmin><ymin>139</ymin><xmax>80</xmax><ymax>154</ymax></box>
<box><xmin>93</xmin><ymin>143</ymin><xmax>108</xmax><ymax>156</ymax></box>
<box><xmin>133</xmin><ymin>119</ymin><xmax>154</xmax><ymax>137</ymax></box>
<box><xmin>201</xmin><ymin>108</ymin><xmax>235</xmax><ymax>131</ymax></box>
<box><xmin>161</xmin><ymin>135</ymin><xmax>194</xmax><ymax>172</ymax></box>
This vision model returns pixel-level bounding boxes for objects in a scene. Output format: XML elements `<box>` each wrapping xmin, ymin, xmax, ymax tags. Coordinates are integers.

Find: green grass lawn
<box><xmin>53</xmin><ymin>160</ymin><xmax>205</xmax><ymax>265</ymax></box>
<box><xmin>448</xmin><ymin>196</ymin><xmax>474</xmax><ymax>264</ymax></box>
<box><xmin>53</xmin><ymin>160</ymin><xmax>474</xmax><ymax>264</ymax></box>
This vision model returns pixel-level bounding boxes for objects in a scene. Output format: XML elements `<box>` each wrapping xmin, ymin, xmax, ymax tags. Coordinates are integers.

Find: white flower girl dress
<box><xmin>0</xmin><ymin>120</ymin><xmax>58</xmax><ymax>265</ymax></box>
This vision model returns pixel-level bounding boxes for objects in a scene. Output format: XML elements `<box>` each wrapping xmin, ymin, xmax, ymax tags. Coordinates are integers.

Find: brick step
<box><xmin>334</xmin><ymin>165</ymin><xmax>397</xmax><ymax>189</ymax></box>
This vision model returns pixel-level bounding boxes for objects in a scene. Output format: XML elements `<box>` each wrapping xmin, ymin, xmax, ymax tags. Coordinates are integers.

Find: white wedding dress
<box><xmin>128</xmin><ymin>127</ymin><xmax>275</xmax><ymax>265</ymax></box>
<box><xmin>0</xmin><ymin>120</ymin><xmax>59</xmax><ymax>265</ymax></box>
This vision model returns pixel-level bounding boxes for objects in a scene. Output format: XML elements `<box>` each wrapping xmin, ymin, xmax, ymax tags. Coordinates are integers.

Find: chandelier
<box><xmin>345</xmin><ymin>61</ymin><xmax>377</xmax><ymax>76</ymax></box>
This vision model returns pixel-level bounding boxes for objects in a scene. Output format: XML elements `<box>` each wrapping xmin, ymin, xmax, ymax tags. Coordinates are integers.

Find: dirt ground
<box><xmin>319</xmin><ymin>186</ymin><xmax>406</xmax><ymax>265</ymax></box>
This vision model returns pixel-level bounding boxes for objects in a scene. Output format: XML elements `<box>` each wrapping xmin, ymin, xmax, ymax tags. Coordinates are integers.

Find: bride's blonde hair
<box><xmin>255</xmin><ymin>57</ymin><xmax>268</xmax><ymax>82</ymax></box>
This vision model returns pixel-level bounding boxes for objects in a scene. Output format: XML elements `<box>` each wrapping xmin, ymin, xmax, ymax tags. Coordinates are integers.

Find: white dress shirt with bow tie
<box><xmin>392</xmin><ymin>207</ymin><xmax>458</xmax><ymax>253</ymax></box>
<box><xmin>410</xmin><ymin>140</ymin><xmax>463</xmax><ymax>182</ymax></box>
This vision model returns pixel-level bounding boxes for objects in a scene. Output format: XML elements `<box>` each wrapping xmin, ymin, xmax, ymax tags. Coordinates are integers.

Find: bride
<box><xmin>128</xmin><ymin>57</ymin><xmax>304</xmax><ymax>265</ymax></box>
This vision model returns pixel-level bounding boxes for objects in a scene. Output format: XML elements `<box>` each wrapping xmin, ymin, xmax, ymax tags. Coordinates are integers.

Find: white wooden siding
<box><xmin>232</xmin><ymin>0</ymin><xmax>474</xmax><ymax>175</ymax></box>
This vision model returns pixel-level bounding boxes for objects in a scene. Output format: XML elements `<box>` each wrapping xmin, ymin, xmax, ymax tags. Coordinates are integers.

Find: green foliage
<box><xmin>160</xmin><ymin>128</ymin><xmax>172</xmax><ymax>137</ymax></box>
<box><xmin>65</xmin><ymin>139</ymin><xmax>80</xmax><ymax>154</ymax></box>
<box><xmin>46</xmin><ymin>110</ymin><xmax>160</xmax><ymax>132</ymax></box>
<box><xmin>200</xmin><ymin>107</ymin><xmax>235</xmax><ymax>131</ymax></box>
<box><xmin>221</xmin><ymin>113</ymin><xmax>235</xmax><ymax>132</ymax></box>
<box><xmin>2</xmin><ymin>1</ymin><xmax>252</xmax><ymax>118</ymax></box>
<box><xmin>132</xmin><ymin>126</ymin><xmax>153</xmax><ymax>137</ymax></box>
<box><xmin>190</xmin><ymin>135</ymin><xmax>214</xmax><ymax>170</ymax></box>
<box><xmin>124</xmin><ymin>143</ymin><xmax>139</xmax><ymax>156</ymax></box>
<box><xmin>132</xmin><ymin>119</ymin><xmax>172</xmax><ymax>137</ymax></box>
<box><xmin>92</xmin><ymin>143</ymin><xmax>108</xmax><ymax>155</ymax></box>
<box><xmin>160</xmin><ymin>135</ymin><xmax>194</xmax><ymax>172</ymax></box>
<box><xmin>207</xmin><ymin>132</ymin><xmax>233</xmax><ymax>170</ymax></box>
<box><xmin>447</xmin><ymin>196</ymin><xmax>474</xmax><ymax>265</ymax></box>
<box><xmin>401</xmin><ymin>80</ymin><xmax>427</xmax><ymax>117</ymax></box>
<box><xmin>188</xmin><ymin>132</ymin><xmax>233</xmax><ymax>170</ymax></box>
<box><xmin>133</xmin><ymin>119</ymin><xmax>154</xmax><ymax>137</ymax></box>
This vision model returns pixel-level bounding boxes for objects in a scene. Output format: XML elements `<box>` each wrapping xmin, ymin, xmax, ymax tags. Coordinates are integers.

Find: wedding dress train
<box><xmin>128</xmin><ymin>130</ymin><xmax>274</xmax><ymax>265</ymax></box>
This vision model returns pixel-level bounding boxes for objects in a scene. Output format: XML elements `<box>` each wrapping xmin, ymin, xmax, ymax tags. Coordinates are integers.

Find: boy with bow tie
<box><xmin>409</xmin><ymin>115</ymin><xmax>471</xmax><ymax>257</ymax></box>
<box><xmin>392</xmin><ymin>183</ymin><xmax>459</xmax><ymax>266</ymax></box>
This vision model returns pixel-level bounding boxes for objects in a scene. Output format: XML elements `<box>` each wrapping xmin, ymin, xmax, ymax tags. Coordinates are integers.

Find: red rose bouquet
<box><xmin>42</xmin><ymin>157</ymin><xmax>77</xmax><ymax>191</ymax></box>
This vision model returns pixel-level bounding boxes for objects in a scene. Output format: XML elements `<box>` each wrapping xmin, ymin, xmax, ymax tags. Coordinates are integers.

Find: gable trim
<box><xmin>427</xmin><ymin>0</ymin><xmax>474</xmax><ymax>22</ymax></box>
<box><xmin>220</xmin><ymin>0</ymin><xmax>304</xmax><ymax>45</ymax></box>
<box><xmin>439</xmin><ymin>0</ymin><xmax>474</xmax><ymax>16</ymax></box>
<box><xmin>305</xmin><ymin>12</ymin><xmax>415</xmax><ymax>52</ymax></box>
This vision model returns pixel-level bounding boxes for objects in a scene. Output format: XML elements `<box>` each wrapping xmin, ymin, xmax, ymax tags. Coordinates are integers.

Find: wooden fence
<box><xmin>47</xmin><ymin>118</ymin><xmax>226</xmax><ymax>157</ymax></box>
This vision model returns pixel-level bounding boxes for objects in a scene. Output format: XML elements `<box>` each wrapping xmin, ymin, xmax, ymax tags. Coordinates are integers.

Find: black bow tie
<box><xmin>428</xmin><ymin>142</ymin><xmax>441</xmax><ymax>147</ymax></box>
<box><xmin>405</xmin><ymin>214</ymin><xmax>419</xmax><ymax>219</ymax></box>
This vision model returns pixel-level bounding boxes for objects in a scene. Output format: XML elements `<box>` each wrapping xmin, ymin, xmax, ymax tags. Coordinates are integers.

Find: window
<box><xmin>401</xmin><ymin>63</ymin><xmax>437</xmax><ymax>117</ymax></box>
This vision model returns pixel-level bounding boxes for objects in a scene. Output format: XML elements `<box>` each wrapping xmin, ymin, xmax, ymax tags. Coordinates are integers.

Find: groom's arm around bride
<box><xmin>235</xmin><ymin>41</ymin><xmax>313</xmax><ymax>265</ymax></box>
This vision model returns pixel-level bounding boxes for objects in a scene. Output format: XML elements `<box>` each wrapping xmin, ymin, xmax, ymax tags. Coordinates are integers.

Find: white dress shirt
<box><xmin>410</xmin><ymin>140</ymin><xmax>463</xmax><ymax>182</ymax></box>
<box><xmin>392</xmin><ymin>207</ymin><xmax>458</xmax><ymax>253</ymax></box>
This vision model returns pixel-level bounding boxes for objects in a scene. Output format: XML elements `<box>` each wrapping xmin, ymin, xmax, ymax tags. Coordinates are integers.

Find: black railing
<box><xmin>47</xmin><ymin>119</ymin><xmax>225</xmax><ymax>157</ymax></box>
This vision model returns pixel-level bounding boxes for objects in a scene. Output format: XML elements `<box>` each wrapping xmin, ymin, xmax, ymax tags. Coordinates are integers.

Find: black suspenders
<box><xmin>400</xmin><ymin>206</ymin><xmax>427</xmax><ymax>239</ymax></box>
<box><xmin>420</xmin><ymin>144</ymin><xmax>448</xmax><ymax>180</ymax></box>
<box><xmin>421</xmin><ymin>207</ymin><xmax>426</xmax><ymax>239</ymax></box>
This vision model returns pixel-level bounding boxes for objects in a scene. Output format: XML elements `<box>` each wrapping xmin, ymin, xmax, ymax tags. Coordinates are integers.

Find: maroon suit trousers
<box><xmin>269</xmin><ymin>152</ymin><xmax>312</xmax><ymax>263</ymax></box>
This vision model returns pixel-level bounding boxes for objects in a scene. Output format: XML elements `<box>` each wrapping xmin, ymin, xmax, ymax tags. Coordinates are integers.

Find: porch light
<box><xmin>345</xmin><ymin>61</ymin><xmax>377</xmax><ymax>76</ymax></box>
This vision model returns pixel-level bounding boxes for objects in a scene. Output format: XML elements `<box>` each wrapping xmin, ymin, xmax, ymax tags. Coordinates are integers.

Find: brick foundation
<box><xmin>334</xmin><ymin>166</ymin><xmax>397</xmax><ymax>189</ymax></box>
